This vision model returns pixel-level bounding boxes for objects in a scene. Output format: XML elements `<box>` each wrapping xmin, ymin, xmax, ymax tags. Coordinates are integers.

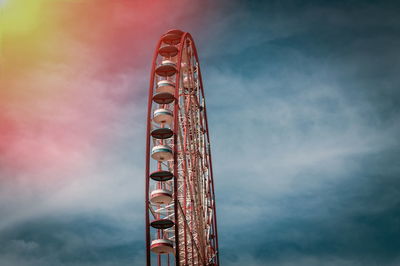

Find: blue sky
<box><xmin>1</xmin><ymin>0</ymin><xmax>399</xmax><ymax>265</ymax></box>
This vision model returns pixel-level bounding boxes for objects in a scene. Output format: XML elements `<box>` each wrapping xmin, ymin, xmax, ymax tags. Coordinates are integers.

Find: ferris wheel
<box><xmin>144</xmin><ymin>29</ymin><xmax>219</xmax><ymax>266</ymax></box>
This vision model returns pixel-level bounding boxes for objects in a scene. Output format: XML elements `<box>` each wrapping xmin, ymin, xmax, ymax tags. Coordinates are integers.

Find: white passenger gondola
<box><xmin>156</xmin><ymin>80</ymin><xmax>175</xmax><ymax>94</ymax></box>
<box><xmin>150</xmin><ymin>239</ymin><xmax>174</xmax><ymax>254</ymax></box>
<box><xmin>151</xmin><ymin>145</ymin><xmax>173</xmax><ymax>161</ymax></box>
<box><xmin>153</xmin><ymin>80</ymin><xmax>175</xmax><ymax>104</ymax></box>
<box><xmin>150</xmin><ymin>189</ymin><xmax>173</xmax><ymax>205</ymax></box>
<box><xmin>153</xmin><ymin>108</ymin><xmax>173</xmax><ymax>125</ymax></box>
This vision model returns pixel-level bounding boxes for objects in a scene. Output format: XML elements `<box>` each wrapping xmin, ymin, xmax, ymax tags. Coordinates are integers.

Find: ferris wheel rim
<box><xmin>145</xmin><ymin>30</ymin><xmax>219</xmax><ymax>266</ymax></box>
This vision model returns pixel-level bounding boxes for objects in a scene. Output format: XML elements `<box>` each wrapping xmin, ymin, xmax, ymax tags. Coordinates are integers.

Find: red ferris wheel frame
<box><xmin>144</xmin><ymin>30</ymin><xmax>219</xmax><ymax>265</ymax></box>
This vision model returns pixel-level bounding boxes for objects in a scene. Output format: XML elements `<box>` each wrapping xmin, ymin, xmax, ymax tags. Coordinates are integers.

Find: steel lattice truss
<box><xmin>145</xmin><ymin>30</ymin><xmax>219</xmax><ymax>266</ymax></box>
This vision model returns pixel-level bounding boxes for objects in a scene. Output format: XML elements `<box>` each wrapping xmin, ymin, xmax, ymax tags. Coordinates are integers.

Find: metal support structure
<box><xmin>145</xmin><ymin>30</ymin><xmax>219</xmax><ymax>266</ymax></box>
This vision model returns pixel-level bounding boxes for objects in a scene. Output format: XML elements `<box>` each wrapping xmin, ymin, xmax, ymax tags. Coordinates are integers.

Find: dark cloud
<box><xmin>0</xmin><ymin>215</ymin><xmax>145</xmax><ymax>266</ymax></box>
<box><xmin>196</xmin><ymin>1</ymin><xmax>400</xmax><ymax>265</ymax></box>
<box><xmin>219</xmin><ymin>149</ymin><xmax>400</xmax><ymax>265</ymax></box>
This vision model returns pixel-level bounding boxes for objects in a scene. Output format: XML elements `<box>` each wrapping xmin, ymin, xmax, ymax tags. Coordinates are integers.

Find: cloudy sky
<box><xmin>1</xmin><ymin>0</ymin><xmax>399</xmax><ymax>265</ymax></box>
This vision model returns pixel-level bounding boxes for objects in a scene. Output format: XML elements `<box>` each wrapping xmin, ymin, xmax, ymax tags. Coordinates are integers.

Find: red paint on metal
<box><xmin>145</xmin><ymin>37</ymin><xmax>163</xmax><ymax>266</ymax></box>
<box><xmin>145</xmin><ymin>30</ymin><xmax>219</xmax><ymax>266</ymax></box>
